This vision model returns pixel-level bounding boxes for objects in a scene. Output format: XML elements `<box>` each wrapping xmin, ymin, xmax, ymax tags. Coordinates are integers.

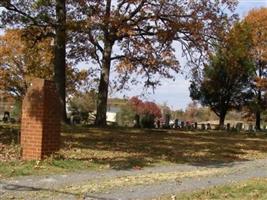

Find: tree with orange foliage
<box><xmin>244</xmin><ymin>8</ymin><xmax>267</xmax><ymax>130</ymax></box>
<box><xmin>1</xmin><ymin>0</ymin><xmax>67</xmax><ymax>121</ymax></box>
<box><xmin>0</xmin><ymin>29</ymin><xmax>90</xmax><ymax>100</ymax></box>
<box><xmin>0</xmin><ymin>29</ymin><xmax>53</xmax><ymax>98</ymax></box>
<box><xmin>129</xmin><ymin>97</ymin><xmax>161</xmax><ymax>128</ymax></box>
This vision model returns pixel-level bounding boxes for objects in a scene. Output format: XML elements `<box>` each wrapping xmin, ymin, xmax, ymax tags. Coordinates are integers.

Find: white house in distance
<box><xmin>106</xmin><ymin>107</ymin><xmax>119</xmax><ymax>123</ymax></box>
<box><xmin>88</xmin><ymin>98</ymin><xmax>127</xmax><ymax>124</ymax></box>
<box><xmin>106</xmin><ymin>98</ymin><xmax>127</xmax><ymax>123</ymax></box>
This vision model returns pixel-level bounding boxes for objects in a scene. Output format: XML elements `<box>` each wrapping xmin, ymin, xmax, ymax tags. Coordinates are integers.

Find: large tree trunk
<box><xmin>54</xmin><ymin>0</ymin><xmax>67</xmax><ymax>122</ymax></box>
<box><xmin>95</xmin><ymin>41</ymin><xmax>113</xmax><ymax>126</ymax></box>
<box><xmin>256</xmin><ymin>110</ymin><xmax>261</xmax><ymax>131</ymax></box>
<box><xmin>219</xmin><ymin>110</ymin><xmax>226</xmax><ymax>129</ymax></box>
<box><xmin>255</xmin><ymin>88</ymin><xmax>262</xmax><ymax>130</ymax></box>
<box><xmin>255</xmin><ymin>61</ymin><xmax>263</xmax><ymax>131</ymax></box>
<box><xmin>219</xmin><ymin>115</ymin><xmax>225</xmax><ymax>129</ymax></box>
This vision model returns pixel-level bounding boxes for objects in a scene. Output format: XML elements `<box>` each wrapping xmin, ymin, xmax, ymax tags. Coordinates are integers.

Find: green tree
<box><xmin>190</xmin><ymin>22</ymin><xmax>254</xmax><ymax>128</ymax></box>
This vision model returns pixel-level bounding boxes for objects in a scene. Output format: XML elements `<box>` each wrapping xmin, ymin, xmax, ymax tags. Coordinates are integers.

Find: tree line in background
<box><xmin>67</xmin><ymin>92</ymin><xmax>257</xmax><ymax>128</ymax></box>
<box><xmin>117</xmin><ymin>99</ymin><xmax>267</xmax><ymax>128</ymax></box>
<box><xmin>190</xmin><ymin>8</ymin><xmax>267</xmax><ymax>130</ymax></box>
<box><xmin>0</xmin><ymin>0</ymin><xmax>237</xmax><ymax>126</ymax></box>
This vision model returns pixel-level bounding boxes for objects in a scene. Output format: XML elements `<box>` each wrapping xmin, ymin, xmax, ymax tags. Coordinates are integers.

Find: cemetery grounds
<box><xmin>1</xmin><ymin>124</ymin><xmax>267</xmax><ymax>199</ymax></box>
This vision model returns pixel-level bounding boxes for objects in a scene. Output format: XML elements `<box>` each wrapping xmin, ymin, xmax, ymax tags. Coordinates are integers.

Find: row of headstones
<box><xmin>157</xmin><ymin>119</ymin><xmax>266</xmax><ymax>132</ymax></box>
<box><xmin>197</xmin><ymin>123</ymin><xmax>258</xmax><ymax>131</ymax></box>
<box><xmin>225</xmin><ymin>123</ymin><xmax>267</xmax><ymax>132</ymax></box>
<box><xmin>190</xmin><ymin>123</ymin><xmax>244</xmax><ymax>131</ymax></box>
<box><xmin>156</xmin><ymin>120</ymin><xmax>199</xmax><ymax>129</ymax></box>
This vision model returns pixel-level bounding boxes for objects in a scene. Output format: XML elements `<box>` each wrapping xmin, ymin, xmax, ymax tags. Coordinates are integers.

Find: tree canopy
<box><xmin>190</xmin><ymin>22</ymin><xmax>254</xmax><ymax>127</ymax></box>
<box><xmin>0</xmin><ymin>0</ymin><xmax>237</xmax><ymax>126</ymax></box>
<box><xmin>0</xmin><ymin>29</ymin><xmax>90</xmax><ymax>99</ymax></box>
<box><xmin>243</xmin><ymin>8</ymin><xmax>267</xmax><ymax>130</ymax></box>
<box><xmin>67</xmin><ymin>0</ymin><xmax>237</xmax><ymax>125</ymax></box>
<box><xmin>1</xmin><ymin>0</ymin><xmax>67</xmax><ymax>120</ymax></box>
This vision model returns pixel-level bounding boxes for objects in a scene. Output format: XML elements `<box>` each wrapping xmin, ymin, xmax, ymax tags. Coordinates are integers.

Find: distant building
<box><xmin>0</xmin><ymin>91</ymin><xmax>15</xmax><ymax>119</ymax></box>
<box><xmin>106</xmin><ymin>111</ymin><xmax>117</xmax><ymax>123</ymax></box>
<box><xmin>84</xmin><ymin>98</ymin><xmax>128</xmax><ymax>124</ymax></box>
<box><xmin>106</xmin><ymin>98</ymin><xmax>127</xmax><ymax>123</ymax></box>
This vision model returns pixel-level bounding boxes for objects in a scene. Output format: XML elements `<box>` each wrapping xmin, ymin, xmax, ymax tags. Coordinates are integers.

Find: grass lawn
<box><xmin>165</xmin><ymin>178</ymin><xmax>267</xmax><ymax>200</ymax></box>
<box><xmin>1</xmin><ymin>124</ymin><xmax>267</xmax><ymax>178</ymax></box>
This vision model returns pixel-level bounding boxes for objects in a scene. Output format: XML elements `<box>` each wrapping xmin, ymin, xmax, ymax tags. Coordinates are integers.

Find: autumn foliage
<box><xmin>243</xmin><ymin>8</ymin><xmax>267</xmax><ymax>129</ymax></box>
<box><xmin>0</xmin><ymin>29</ymin><xmax>53</xmax><ymax>97</ymax></box>
<box><xmin>0</xmin><ymin>29</ymin><xmax>90</xmax><ymax>99</ymax></box>
<box><xmin>1</xmin><ymin>0</ymin><xmax>237</xmax><ymax>125</ymax></box>
<box><xmin>129</xmin><ymin>97</ymin><xmax>162</xmax><ymax>119</ymax></box>
<box><xmin>67</xmin><ymin>0</ymin><xmax>237</xmax><ymax>125</ymax></box>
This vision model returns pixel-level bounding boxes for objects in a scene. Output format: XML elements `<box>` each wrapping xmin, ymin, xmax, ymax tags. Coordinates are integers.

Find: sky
<box><xmin>112</xmin><ymin>0</ymin><xmax>267</xmax><ymax>110</ymax></box>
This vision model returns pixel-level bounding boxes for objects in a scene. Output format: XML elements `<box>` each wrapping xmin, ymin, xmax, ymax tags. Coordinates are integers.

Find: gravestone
<box><xmin>133</xmin><ymin>114</ymin><xmax>140</xmax><ymax>128</ymax></box>
<box><xmin>207</xmin><ymin>123</ymin><xmax>211</xmax><ymax>130</ymax></box>
<box><xmin>21</xmin><ymin>79</ymin><xmax>61</xmax><ymax>160</ymax></box>
<box><xmin>165</xmin><ymin>114</ymin><xmax>170</xmax><ymax>128</ymax></box>
<box><xmin>201</xmin><ymin>124</ymin><xmax>206</xmax><ymax>130</ymax></box>
<box><xmin>181</xmin><ymin>121</ymin><xmax>185</xmax><ymax>129</ymax></box>
<box><xmin>156</xmin><ymin>119</ymin><xmax>161</xmax><ymax>129</ymax></box>
<box><xmin>3</xmin><ymin>111</ymin><xmax>10</xmax><ymax>123</ymax></box>
<box><xmin>185</xmin><ymin>121</ymin><xmax>190</xmax><ymax>129</ymax></box>
<box><xmin>236</xmin><ymin>123</ymin><xmax>243</xmax><ymax>132</ymax></box>
<box><xmin>194</xmin><ymin>122</ymin><xmax>198</xmax><ymax>129</ymax></box>
<box><xmin>227</xmin><ymin>123</ymin><xmax>231</xmax><ymax>132</ymax></box>
<box><xmin>174</xmin><ymin>119</ymin><xmax>179</xmax><ymax>129</ymax></box>
<box><xmin>248</xmin><ymin>124</ymin><xmax>254</xmax><ymax>132</ymax></box>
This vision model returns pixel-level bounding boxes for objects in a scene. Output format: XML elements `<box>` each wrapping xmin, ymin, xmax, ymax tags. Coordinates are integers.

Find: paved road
<box><xmin>1</xmin><ymin>159</ymin><xmax>267</xmax><ymax>200</ymax></box>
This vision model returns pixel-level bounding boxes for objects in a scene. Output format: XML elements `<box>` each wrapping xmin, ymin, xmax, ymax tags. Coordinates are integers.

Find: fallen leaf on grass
<box><xmin>34</xmin><ymin>160</ymin><xmax>45</xmax><ymax>169</ymax></box>
<box><xmin>133</xmin><ymin>166</ymin><xmax>142</xmax><ymax>170</ymax></box>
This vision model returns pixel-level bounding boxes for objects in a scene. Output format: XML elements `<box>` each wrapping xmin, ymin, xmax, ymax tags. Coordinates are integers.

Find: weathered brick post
<box><xmin>21</xmin><ymin>78</ymin><xmax>61</xmax><ymax>160</ymax></box>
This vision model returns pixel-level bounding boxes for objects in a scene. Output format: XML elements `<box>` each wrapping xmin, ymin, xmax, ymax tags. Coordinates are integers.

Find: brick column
<box><xmin>21</xmin><ymin>78</ymin><xmax>61</xmax><ymax>160</ymax></box>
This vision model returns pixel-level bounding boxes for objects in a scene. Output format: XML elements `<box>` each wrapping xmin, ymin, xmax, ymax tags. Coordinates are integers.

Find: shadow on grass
<box><xmin>59</xmin><ymin>127</ymin><xmax>267</xmax><ymax>169</ymax></box>
<box><xmin>0</xmin><ymin>124</ymin><xmax>20</xmax><ymax>145</ymax></box>
<box><xmin>2</xmin><ymin>125</ymin><xmax>267</xmax><ymax>171</ymax></box>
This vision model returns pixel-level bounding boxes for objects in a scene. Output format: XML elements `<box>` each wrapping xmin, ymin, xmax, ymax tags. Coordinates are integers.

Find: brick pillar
<box><xmin>21</xmin><ymin>78</ymin><xmax>61</xmax><ymax>160</ymax></box>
